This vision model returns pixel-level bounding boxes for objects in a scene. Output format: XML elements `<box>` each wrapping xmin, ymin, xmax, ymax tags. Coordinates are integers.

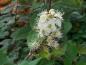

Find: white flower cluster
<box><xmin>37</xmin><ymin>9</ymin><xmax>64</xmax><ymax>48</ymax></box>
<box><xmin>37</xmin><ymin>9</ymin><xmax>63</xmax><ymax>37</ymax></box>
<box><xmin>29</xmin><ymin>9</ymin><xmax>64</xmax><ymax>50</ymax></box>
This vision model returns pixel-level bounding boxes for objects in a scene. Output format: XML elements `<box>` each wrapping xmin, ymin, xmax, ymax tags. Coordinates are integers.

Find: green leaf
<box><xmin>54</xmin><ymin>0</ymin><xmax>83</xmax><ymax>8</ymax></box>
<box><xmin>19</xmin><ymin>0</ymin><xmax>33</xmax><ymax>4</ymax></box>
<box><xmin>31</xmin><ymin>2</ymin><xmax>44</xmax><ymax>10</ymax></box>
<box><xmin>19</xmin><ymin>58</ymin><xmax>42</xmax><ymax>65</ymax></box>
<box><xmin>78</xmin><ymin>44</ymin><xmax>86</xmax><ymax>54</ymax></box>
<box><xmin>0</xmin><ymin>6</ymin><xmax>13</xmax><ymax>14</ymax></box>
<box><xmin>0</xmin><ymin>31</ymin><xmax>9</xmax><ymax>38</ymax></box>
<box><xmin>51</xmin><ymin>47</ymin><xmax>65</xmax><ymax>57</ymax></box>
<box><xmin>0</xmin><ymin>49</ymin><xmax>9</xmax><ymax>65</ymax></box>
<box><xmin>27</xmin><ymin>30</ymin><xmax>38</xmax><ymax>49</ymax></box>
<box><xmin>77</xmin><ymin>62</ymin><xmax>86</xmax><ymax>65</ymax></box>
<box><xmin>39</xmin><ymin>47</ymin><xmax>50</xmax><ymax>59</ymax></box>
<box><xmin>0</xmin><ymin>39</ymin><xmax>12</xmax><ymax>49</ymax></box>
<box><xmin>63</xmin><ymin>19</ymin><xmax>72</xmax><ymax>34</ymax></box>
<box><xmin>38</xmin><ymin>59</ymin><xmax>55</xmax><ymax>65</ymax></box>
<box><xmin>77</xmin><ymin>57</ymin><xmax>86</xmax><ymax>65</ymax></box>
<box><xmin>64</xmin><ymin>41</ymin><xmax>78</xmax><ymax>65</ymax></box>
<box><xmin>11</xmin><ymin>26</ymin><xmax>30</xmax><ymax>40</ymax></box>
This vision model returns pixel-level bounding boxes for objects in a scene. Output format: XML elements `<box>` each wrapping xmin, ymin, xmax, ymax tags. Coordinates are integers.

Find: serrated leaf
<box><xmin>11</xmin><ymin>26</ymin><xmax>30</xmax><ymax>40</ymax></box>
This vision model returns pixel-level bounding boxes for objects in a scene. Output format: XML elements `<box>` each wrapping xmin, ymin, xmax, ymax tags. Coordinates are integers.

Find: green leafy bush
<box><xmin>0</xmin><ymin>0</ymin><xmax>86</xmax><ymax>65</ymax></box>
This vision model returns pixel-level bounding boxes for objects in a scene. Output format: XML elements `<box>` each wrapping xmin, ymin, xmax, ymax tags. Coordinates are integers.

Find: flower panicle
<box><xmin>28</xmin><ymin>9</ymin><xmax>64</xmax><ymax>50</ymax></box>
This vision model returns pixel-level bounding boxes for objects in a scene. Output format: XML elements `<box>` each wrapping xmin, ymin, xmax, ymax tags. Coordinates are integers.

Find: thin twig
<box><xmin>47</xmin><ymin>0</ymin><xmax>52</xmax><ymax>10</ymax></box>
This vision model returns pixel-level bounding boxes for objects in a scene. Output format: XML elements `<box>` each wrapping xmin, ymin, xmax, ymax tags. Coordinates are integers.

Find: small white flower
<box><xmin>39</xmin><ymin>14</ymin><xmax>48</xmax><ymax>23</ymax></box>
<box><xmin>40</xmin><ymin>11</ymin><xmax>48</xmax><ymax>15</ymax></box>
<box><xmin>54</xmin><ymin>13</ymin><xmax>63</xmax><ymax>19</ymax></box>
<box><xmin>55</xmin><ymin>31</ymin><xmax>62</xmax><ymax>38</ymax></box>
<box><xmin>47</xmin><ymin>40</ymin><xmax>59</xmax><ymax>48</ymax></box>
<box><xmin>28</xmin><ymin>41</ymin><xmax>40</xmax><ymax>50</ymax></box>
<box><xmin>49</xmin><ymin>9</ymin><xmax>55</xmax><ymax>15</ymax></box>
